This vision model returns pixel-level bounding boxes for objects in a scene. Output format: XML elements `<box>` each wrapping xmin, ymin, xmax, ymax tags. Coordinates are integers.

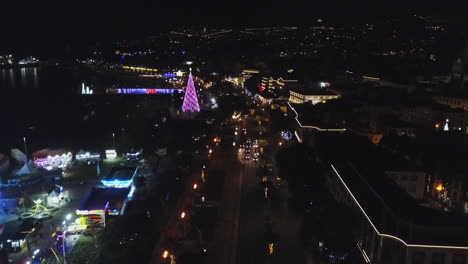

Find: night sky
<box><xmin>2</xmin><ymin>0</ymin><xmax>468</xmax><ymax>53</ymax></box>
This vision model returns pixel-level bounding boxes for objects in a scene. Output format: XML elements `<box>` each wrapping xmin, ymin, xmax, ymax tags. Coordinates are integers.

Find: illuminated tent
<box><xmin>16</xmin><ymin>162</ymin><xmax>32</xmax><ymax>176</ymax></box>
<box><xmin>0</xmin><ymin>153</ymin><xmax>9</xmax><ymax>173</ymax></box>
<box><xmin>10</xmin><ymin>149</ymin><xmax>26</xmax><ymax>165</ymax></box>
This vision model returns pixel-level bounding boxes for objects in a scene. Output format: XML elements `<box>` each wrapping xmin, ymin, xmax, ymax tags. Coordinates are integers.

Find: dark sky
<box><xmin>2</xmin><ymin>0</ymin><xmax>468</xmax><ymax>52</ymax></box>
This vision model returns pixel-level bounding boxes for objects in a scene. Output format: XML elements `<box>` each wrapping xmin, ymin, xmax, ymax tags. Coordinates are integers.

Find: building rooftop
<box><xmin>103</xmin><ymin>166</ymin><xmax>137</xmax><ymax>181</ymax></box>
<box><xmin>291</xmin><ymin>99</ymin><xmax>353</xmax><ymax>128</ymax></box>
<box><xmin>317</xmin><ymin>133</ymin><xmax>468</xmax><ymax>246</ymax></box>
<box><xmin>78</xmin><ymin>187</ymin><xmax>130</xmax><ymax>211</ymax></box>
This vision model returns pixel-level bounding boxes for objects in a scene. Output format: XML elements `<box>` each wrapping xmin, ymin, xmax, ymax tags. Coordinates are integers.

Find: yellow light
<box><xmin>287</xmin><ymin>69</ymin><xmax>294</xmax><ymax>73</ymax></box>
<box><xmin>435</xmin><ymin>124</ymin><xmax>440</xmax><ymax>128</ymax></box>
<box><xmin>268</xmin><ymin>243</ymin><xmax>274</xmax><ymax>255</ymax></box>
<box><xmin>162</xmin><ymin>250</ymin><xmax>169</xmax><ymax>259</ymax></box>
<box><xmin>436</xmin><ymin>184</ymin><xmax>443</xmax><ymax>192</ymax></box>
<box><xmin>446</xmin><ymin>119</ymin><xmax>449</xmax><ymax>122</ymax></box>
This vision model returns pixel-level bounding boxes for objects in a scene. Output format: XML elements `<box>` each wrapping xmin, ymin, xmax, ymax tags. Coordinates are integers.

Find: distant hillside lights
<box><xmin>18</xmin><ymin>56</ymin><xmax>39</xmax><ymax>65</ymax></box>
<box><xmin>0</xmin><ymin>54</ymin><xmax>13</xmax><ymax>65</ymax></box>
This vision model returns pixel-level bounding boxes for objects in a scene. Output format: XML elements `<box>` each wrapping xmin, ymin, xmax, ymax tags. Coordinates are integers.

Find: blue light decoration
<box><xmin>121</xmin><ymin>55</ymin><xmax>125</xmax><ymax>59</ymax></box>
<box><xmin>133</xmin><ymin>52</ymin><xmax>137</xmax><ymax>55</ymax></box>
<box><xmin>101</xmin><ymin>179</ymin><xmax>133</xmax><ymax>188</ymax></box>
<box><xmin>163</xmin><ymin>73</ymin><xmax>177</xmax><ymax>77</ymax></box>
<box><xmin>281</xmin><ymin>131</ymin><xmax>293</xmax><ymax>141</ymax></box>
<box><xmin>180</xmin><ymin>50</ymin><xmax>185</xmax><ymax>54</ymax></box>
<box><xmin>115</xmin><ymin>88</ymin><xmax>183</xmax><ymax>94</ymax></box>
<box><xmin>108</xmin><ymin>209</ymin><xmax>120</xmax><ymax>216</ymax></box>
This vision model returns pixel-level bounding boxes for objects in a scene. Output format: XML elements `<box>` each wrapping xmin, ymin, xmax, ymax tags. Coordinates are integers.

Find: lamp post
<box><xmin>112</xmin><ymin>133</ymin><xmax>116</xmax><ymax>149</ymax></box>
<box><xmin>23</xmin><ymin>137</ymin><xmax>28</xmax><ymax>160</ymax></box>
<box><xmin>62</xmin><ymin>213</ymin><xmax>72</xmax><ymax>264</ymax></box>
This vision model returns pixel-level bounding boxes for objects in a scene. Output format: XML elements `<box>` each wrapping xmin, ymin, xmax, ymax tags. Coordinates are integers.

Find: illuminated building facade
<box><xmin>34</xmin><ymin>152</ymin><xmax>72</xmax><ymax>171</ymax></box>
<box><xmin>434</xmin><ymin>96</ymin><xmax>468</xmax><ymax>111</ymax></box>
<box><xmin>289</xmin><ymin>89</ymin><xmax>340</xmax><ymax>104</ymax></box>
<box><xmin>260</xmin><ymin>77</ymin><xmax>298</xmax><ymax>91</ymax></box>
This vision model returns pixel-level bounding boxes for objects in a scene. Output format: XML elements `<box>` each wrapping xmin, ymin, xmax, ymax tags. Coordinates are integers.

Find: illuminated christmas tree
<box><xmin>181</xmin><ymin>73</ymin><xmax>200</xmax><ymax>112</ymax></box>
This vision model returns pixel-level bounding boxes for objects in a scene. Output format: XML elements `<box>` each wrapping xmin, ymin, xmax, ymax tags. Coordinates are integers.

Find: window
<box><xmin>412</xmin><ymin>252</ymin><xmax>425</xmax><ymax>264</ymax></box>
<box><xmin>433</xmin><ymin>252</ymin><xmax>446</xmax><ymax>264</ymax></box>
<box><xmin>453</xmin><ymin>254</ymin><xmax>466</xmax><ymax>264</ymax></box>
<box><xmin>408</xmin><ymin>184</ymin><xmax>417</xmax><ymax>193</ymax></box>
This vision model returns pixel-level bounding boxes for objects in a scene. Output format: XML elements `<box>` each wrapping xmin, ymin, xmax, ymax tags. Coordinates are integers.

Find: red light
<box><xmin>258</xmin><ymin>85</ymin><xmax>265</xmax><ymax>91</ymax></box>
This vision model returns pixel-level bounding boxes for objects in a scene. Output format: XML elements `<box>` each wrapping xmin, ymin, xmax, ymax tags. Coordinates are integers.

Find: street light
<box><xmin>62</xmin><ymin>213</ymin><xmax>73</xmax><ymax>263</ymax></box>
<box><xmin>23</xmin><ymin>137</ymin><xmax>28</xmax><ymax>159</ymax></box>
<box><xmin>112</xmin><ymin>133</ymin><xmax>116</xmax><ymax>149</ymax></box>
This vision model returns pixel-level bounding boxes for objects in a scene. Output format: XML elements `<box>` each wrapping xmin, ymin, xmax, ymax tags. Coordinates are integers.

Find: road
<box><xmin>206</xmin><ymin>146</ymin><xmax>243</xmax><ymax>264</ymax></box>
<box><xmin>236</xmin><ymin>133</ymin><xmax>306</xmax><ymax>264</ymax></box>
<box><xmin>207</xmin><ymin>105</ymin><xmax>308</xmax><ymax>264</ymax></box>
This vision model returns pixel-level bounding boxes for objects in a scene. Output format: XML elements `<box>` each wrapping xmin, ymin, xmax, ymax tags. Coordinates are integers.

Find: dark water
<box><xmin>0</xmin><ymin>66</ymin><xmax>81</xmax><ymax>153</ymax></box>
<box><xmin>0</xmin><ymin>66</ymin><xmax>184</xmax><ymax>156</ymax></box>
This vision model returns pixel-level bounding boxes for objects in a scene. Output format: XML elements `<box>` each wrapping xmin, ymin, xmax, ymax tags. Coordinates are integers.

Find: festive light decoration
<box><xmin>444</xmin><ymin>119</ymin><xmax>449</xmax><ymax>131</ymax></box>
<box><xmin>281</xmin><ymin>131</ymin><xmax>293</xmax><ymax>140</ymax></box>
<box><xmin>181</xmin><ymin>73</ymin><xmax>200</xmax><ymax>112</ymax></box>
<box><xmin>34</xmin><ymin>152</ymin><xmax>72</xmax><ymax>171</ymax></box>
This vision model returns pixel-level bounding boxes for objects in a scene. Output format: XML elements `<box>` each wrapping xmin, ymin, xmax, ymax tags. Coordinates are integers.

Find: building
<box><xmin>288</xmin><ymin>102</ymin><xmax>346</xmax><ymax>143</ymax></box>
<box><xmin>384</xmin><ymin>171</ymin><xmax>427</xmax><ymax>201</ymax></box>
<box><xmin>451</xmin><ymin>41</ymin><xmax>468</xmax><ymax>89</ymax></box>
<box><xmin>289</xmin><ymin>88</ymin><xmax>340</xmax><ymax>104</ymax></box>
<box><xmin>400</xmin><ymin>103</ymin><xmax>468</xmax><ymax>132</ymax></box>
<box><xmin>76</xmin><ymin>187</ymin><xmax>131</xmax><ymax>217</ymax></box>
<box><xmin>316</xmin><ymin>134</ymin><xmax>468</xmax><ymax>264</ymax></box>
<box><xmin>261</xmin><ymin>77</ymin><xmax>299</xmax><ymax>91</ymax></box>
<box><xmin>434</xmin><ymin>96</ymin><xmax>468</xmax><ymax>111</ymax></box>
